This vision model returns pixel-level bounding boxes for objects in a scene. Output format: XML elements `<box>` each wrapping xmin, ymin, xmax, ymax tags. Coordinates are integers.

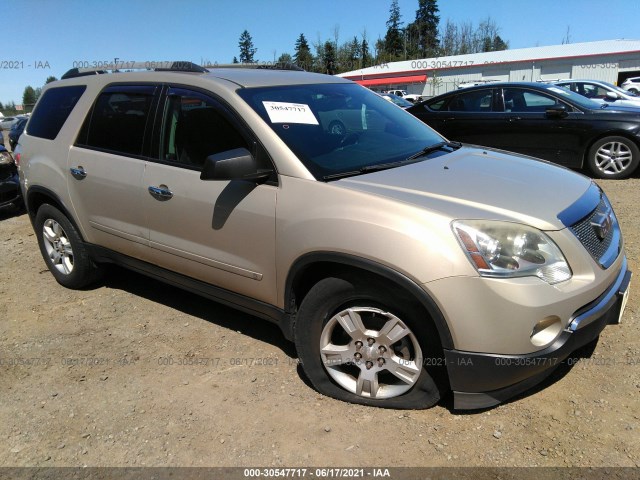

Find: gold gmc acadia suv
<box><xmin>17</xmin><ymin>62</ymin><xmax>632</xmax><ymax>410</ymax></box>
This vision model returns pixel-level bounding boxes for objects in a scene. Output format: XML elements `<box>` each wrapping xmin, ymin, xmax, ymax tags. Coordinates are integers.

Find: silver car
<box><xmin>18</xmin><ymin>62</ymin><xmax>632</xmax><ymax>410</ymax></box>
<box><xmin>555</xmin><ymin>79</ymin><xmax>640</xmax><ymax>108</ymax></box>
<box><xmin>621</xmin><ymin>76</ymin><xmax>640</xmax><ymax>94</ymax></box>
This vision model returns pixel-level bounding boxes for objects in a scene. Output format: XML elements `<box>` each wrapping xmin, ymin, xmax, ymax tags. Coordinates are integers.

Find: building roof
<box><xmin>339</xmin><ymin>39</ymin><xmax>640</xmax><ymax>80</ymax></box>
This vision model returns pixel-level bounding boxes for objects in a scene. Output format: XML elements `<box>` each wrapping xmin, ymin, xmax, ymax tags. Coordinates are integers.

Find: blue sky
<box><xmin>2</xmin><ymin>0</ymin><xmax>639</xmax><ymax>105</ymax></box>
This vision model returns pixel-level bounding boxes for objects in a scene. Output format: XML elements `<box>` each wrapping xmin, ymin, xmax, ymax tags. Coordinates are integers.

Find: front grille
<box><xmin>569</xmin><ymin>196</ymin><xmax>618</xmax><ymax>266</ymax></box>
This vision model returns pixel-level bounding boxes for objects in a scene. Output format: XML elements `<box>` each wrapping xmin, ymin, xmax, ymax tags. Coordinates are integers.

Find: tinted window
<box><xmin>159</xmin><ymin>89</ymin><xmax>249</xmax><ymax>167</ymax></box>
<box><xmin>426</xmin><ymin>98</ymin><xmax>447</xmax><ymax>111</ymax></box>
<box><xmin>447</xmin><ymin>89</ymin><xmax>493</xmax><ymax>112</ymax></box>
<box><xmin>27</xmin><ymin>85</ymin><xmax>86</xmax><ymax>140</ymax></box>
<box><xmin>78</xmin><ymin>88</ymin><xmax>155</xmax><ymax>156</ymax></box>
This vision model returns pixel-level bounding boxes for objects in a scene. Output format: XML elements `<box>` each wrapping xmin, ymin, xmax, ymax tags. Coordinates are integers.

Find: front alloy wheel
<box><xmin>295</xmin><ymin>277</ymin><xmax>442</xmax><ymax>409</ymax></box>
<box><xmin>320</xmin><ymin>307</ymin><xmax>422</xmax><ymax>399</ymax></box>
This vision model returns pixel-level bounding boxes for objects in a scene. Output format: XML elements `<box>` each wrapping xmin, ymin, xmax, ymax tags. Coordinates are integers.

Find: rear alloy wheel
<box><xmin>295</xmin><ymin>277</ymin><xmax>443</xmax><ymax>409</ymax></box>
<box><xmin>587</xmin><ymin>136</ymin><xmax>639</xmax><ymax>179</ymax></box>
<box><xmin>35</xmin><ymin>204</ymin><xmax>102</xmax><ymax>289</ymax></box>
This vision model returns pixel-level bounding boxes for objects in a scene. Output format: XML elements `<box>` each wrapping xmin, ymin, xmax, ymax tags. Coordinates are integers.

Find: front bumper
<box><xmin>446</xmin><ymin>257</ymin><xmax>632</xmax><ymax>410</ymax></box>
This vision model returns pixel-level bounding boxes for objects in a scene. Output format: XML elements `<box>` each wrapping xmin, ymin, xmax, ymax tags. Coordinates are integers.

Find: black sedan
<box><xmin>407</xmin><ymin>82</ymin><xmax>640</xmax><ymax>179</ymax></box>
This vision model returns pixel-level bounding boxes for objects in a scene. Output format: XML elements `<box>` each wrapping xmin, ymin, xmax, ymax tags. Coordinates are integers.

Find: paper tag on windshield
<box><xmin>262</xmin><ymin>101</ymin><xmax>318</xmax><ymax>125</ymax></box>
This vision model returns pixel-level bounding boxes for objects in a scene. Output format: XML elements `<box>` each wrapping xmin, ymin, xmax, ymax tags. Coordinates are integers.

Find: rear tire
<box><xmin>294</xmin><ymin>276</ymin><xmax>443</xmax><ymax>409</ymax></box>
<box><xmin>35</xmin><ymin>204</ymin><xmax>102</xmax><ymax>289</ymax></box>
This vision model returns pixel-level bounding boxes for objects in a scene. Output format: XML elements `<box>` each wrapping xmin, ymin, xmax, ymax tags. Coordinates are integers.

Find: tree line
<box><xmin>234</xmin><ymin>0</ymin><xmax>509</xmax><ymax>75</ymax></box>
<box><xmin>1</xmin><ymin>76</ymin><xmax>57</xmax><ymax>116</ymax></box>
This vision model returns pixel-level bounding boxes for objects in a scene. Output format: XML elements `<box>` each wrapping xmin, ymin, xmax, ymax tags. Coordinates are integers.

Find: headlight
<box><xmin>453</xmin><ymin>220</ymin><xmax>571</xmax><ymax>284</ymax></box>
<box><xmin>0</xmin><ymin>150</ymin><xmax>14</xmax><ymax>166</ymax></box>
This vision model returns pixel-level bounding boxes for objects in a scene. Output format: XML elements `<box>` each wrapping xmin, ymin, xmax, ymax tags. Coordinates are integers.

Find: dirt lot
<box><xmin>0</xmin><ymin>175</ymin><xmax>638</xmax><ymax>469</ymax></box>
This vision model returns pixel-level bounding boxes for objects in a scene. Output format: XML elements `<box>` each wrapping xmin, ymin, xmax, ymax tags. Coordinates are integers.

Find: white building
<box><xmin>338</xmin><ymin>39</ymin><xmax>640</xmax><ymax>98</ymax></box>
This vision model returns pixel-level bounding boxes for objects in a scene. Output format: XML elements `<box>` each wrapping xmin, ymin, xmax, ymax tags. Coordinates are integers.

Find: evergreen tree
<box><xmin>322</xmin><ymin>41</ymin><xmax>337</xmax><ymax>75</ymax></box>
<box><xmin>23</xmin><ymin>86</ymin><xmax>37</xmax><ymax>107</ymax></box>
<box><xmin>238</xmin><ymin>30</ymin><xmax>257</xmax><ymax>63</ymax></box>
<box><xmin>232</xmin><ymin>56</ymin><xmax>239</xmax><ymax>64</ymax></box>
<box><xmin>409</xmin><ymin>0</ymin><xmax>440</xmax><ymax>58</ymax></box>
<box><xmin>350</xmin><ymin>36</ymin><xmax>360</xmax><ymax>70</ymax></box>
<box><xmin>492</xmin><ymin>35</ymin><xmax>508</xmax><ymax>51</ymax></box>
<box><xmin>384</xmin><ymin>0</ymin><xmax>403</xmax><ymax>60</ymax></box>
<box><xmin>45</xmin><ymin>76</ymin><xmax>57</xmax><ymax>84</ymax></box>
<box><xmin>361</xmin><ymin>31</ymin><xmax>371</xmax><ymax>68</ymax></box>
<box><xmin>294</xmin><ymin>33</ymin><xmax>313</xmax><ymax>71</ymax></box>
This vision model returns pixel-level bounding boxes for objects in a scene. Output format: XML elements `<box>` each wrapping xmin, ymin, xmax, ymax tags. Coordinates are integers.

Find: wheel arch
<box><xmin>284</xmin><ymin>252</ymin><xmax>454</xmax><ymax>350</ymax></box>
<box><xmin>25</xmin><ymin>186</ymin><xmax>83</xmax><ymax>236</ymax></box>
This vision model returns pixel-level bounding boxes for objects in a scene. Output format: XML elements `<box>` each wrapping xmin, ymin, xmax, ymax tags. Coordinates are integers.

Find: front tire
<box><xmin>294</xmin><ymin>277</ymin><xmax>443</xmax><ymax>409</ymax></box>
<box><xmin>35</xmin><ymin>204</ymin><xmax>102</xmax><ymax>289</ymax></box>
<box><xmin>587</xmin><ymin>136</ymin><xmax>639</xmax><ymax>179</ymax></box>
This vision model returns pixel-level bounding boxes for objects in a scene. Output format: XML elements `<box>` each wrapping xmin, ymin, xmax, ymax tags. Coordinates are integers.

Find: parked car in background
<box><xmin>0</xmin><ymin>144</ymin><xmax>21</xmax><ymax>210</ymax></box>
<box><xmin>379</xmin><ymin>93</ymin><xmax>414</xmax><ymax>108</ymax></box>
<box><xmin>403</xmin><ymin>94</ymin><xmax>425</xmax><ymax>103</ymax></box>
<box><xmin>384</xmin><ymin>89</ymin><xmax>408</xmax><ymax>97</ymax></box>
<box><xmin>0</xmin><ymin>116</ymin><xmax>20</xmax><ymax>131</ymax></box>
<box><xmin>8</xmin><ymin>117</ymin><xmax>28</xmax><ymax>151</ymax></box>
<box><xmin>554</xmin><ymin>79</ymin><xmax>640</xmax><ymax>108</ymax></box>
<box><xmin>407</xmin><ymin>82</ymin><xmax>640</xmax><ymax>179</ymax></box>
<box><xmin>621</xmin><ymin>76</ymin><xmax>640</xmax><ymax>94</ymax></box>
<box><xmin>457</xmin><ymin>79</ymin><xmax>499</xmax><ymax>89</ymax></box>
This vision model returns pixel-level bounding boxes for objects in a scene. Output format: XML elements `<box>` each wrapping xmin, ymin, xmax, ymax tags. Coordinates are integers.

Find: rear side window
<box><xmin>27</xmin><ymin>85</ymin><xmax>86</xmax><ymax>140</ymax></box>
<box><xmin>76</xmin><ymin>86</ymin><xmax>156</xmax><ymax>157</ymax></box>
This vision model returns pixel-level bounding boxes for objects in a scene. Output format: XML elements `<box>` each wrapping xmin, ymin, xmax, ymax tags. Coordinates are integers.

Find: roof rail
<box><xmin>207</xmin><ymin>62</ymin><xmax>305</xmax><ymax>72</ymax></box>
<box><xmin>61</xmin><ymin>61</ymin><xmax>209</xmax><ymax>80</ymax></box>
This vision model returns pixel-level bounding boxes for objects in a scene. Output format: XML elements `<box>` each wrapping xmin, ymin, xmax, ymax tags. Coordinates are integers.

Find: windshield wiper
<box><xmin>406</xmin><ymin>141</ymin><xmax>462</xmax><ymax>161</ymax></box>
<box><xmin>321</xmin><ymin>159</ymin><xmax>417</xmax><ymax>181</ymax></box>
<box><xmin>321</xmin><ymin>141</ymin><xmax>463</xmax><ymax>181</ymax></box>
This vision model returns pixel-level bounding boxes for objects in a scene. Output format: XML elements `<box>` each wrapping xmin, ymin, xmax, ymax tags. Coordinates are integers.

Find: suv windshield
<box><xmin>238</xmin><ymin>83</ymin><xmax>444</xmax><ymax>180</ymax></box>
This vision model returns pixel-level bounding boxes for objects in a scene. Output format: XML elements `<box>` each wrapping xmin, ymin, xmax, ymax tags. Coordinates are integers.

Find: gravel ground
<box><xmin>0</xmin><ymin>174</ymin><xmax>638</xmax><ymax>469</ymax></box>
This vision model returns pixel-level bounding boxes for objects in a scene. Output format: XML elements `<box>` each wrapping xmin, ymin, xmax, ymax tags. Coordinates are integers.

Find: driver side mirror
<box><xmin>200</xmin><ymin>148</ymin><xmax>272</xmax><ymax>183</ymax></box>
<box><xmin>545</xmin><ymin>105</ymin><xmax>568</xmax><ymax>118</ymax></box>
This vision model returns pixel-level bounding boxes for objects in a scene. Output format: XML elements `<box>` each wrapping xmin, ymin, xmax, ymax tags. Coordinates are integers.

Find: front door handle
<box><xmin>148</xmin><ymin>185</ymin><xmax>173</xmax><ymax>201</ymax></box>
<box><xmin>508</xmin><ymin>116</ymin><xmax>522</xmax><ymax>122</ymax></box>
<box><xmin>70</xmin><ymin>166</ymin><xmax>87</xmax><ymax>180</ymax></box>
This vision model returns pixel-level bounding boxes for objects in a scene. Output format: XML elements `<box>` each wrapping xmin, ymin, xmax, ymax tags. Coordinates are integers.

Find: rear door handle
<box><xmin>148</xmin><ymin>185</ymin><xmax>173</xmax><ymax>201</ymax></box>
<box><xmin>508</xmin><ymin>116</ymin><xmax>522</xmax><ymax>122</ymax></box>
<box><xmin>70</xmin><ymin>167</ymin><xmax>87</xmax><ymax>180</ymax></box>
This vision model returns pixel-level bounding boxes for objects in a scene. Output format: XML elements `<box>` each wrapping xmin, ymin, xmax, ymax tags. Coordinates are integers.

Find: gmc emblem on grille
<box><xmin>590</xmin><ymin>210</ymin><xmax>613</xmax><ymax>241</ymax></box>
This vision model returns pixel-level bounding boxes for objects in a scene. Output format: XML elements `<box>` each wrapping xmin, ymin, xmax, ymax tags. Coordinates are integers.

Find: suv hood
<box><xmin>336</xmin><ymin>146</ymin><xmax>593</xmax><ymax>231</ymax></box>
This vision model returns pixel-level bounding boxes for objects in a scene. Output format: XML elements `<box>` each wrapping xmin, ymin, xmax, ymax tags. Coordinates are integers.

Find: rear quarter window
<box><xmin>27</xmin><ymin>85</ymin><xmax>86</xmax><ymax>140</ymax></box>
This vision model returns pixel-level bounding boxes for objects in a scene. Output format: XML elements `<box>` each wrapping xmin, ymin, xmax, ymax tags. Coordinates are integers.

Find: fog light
<box><xmin>530</xmin><ymin>316</ymin><xmax>562</xmax><ymax>347</ymax></box>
